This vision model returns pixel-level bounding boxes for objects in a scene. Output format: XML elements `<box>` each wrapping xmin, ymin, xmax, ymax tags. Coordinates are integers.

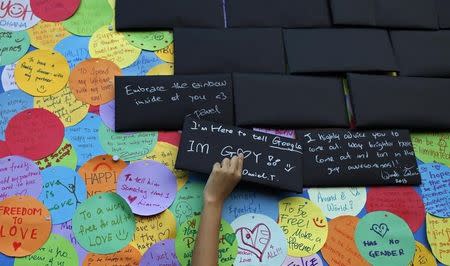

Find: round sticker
<box><xmin>15</xmin><ymin>49</ymin><xmax>70</xmax><ymax>96</ymax></box>
<box><xmin>321</xmin><ymin>216</ymin><xmax>370</xmax><ymax>266</ymax></box>
<box><xmin>282</xmin><ymin>254</ymin><xmax>324</xmax><ymax>266</ymax></box>
<box><xmin>34</xmin><ymin>138</ymin><xmax>77</xmax><ymax>170</ymax></box>
<box><xmin>0</xmin><ymin>140</ymin><xmax>11</xmax><ymax>157</ymax></box>
<box><xmin>72</xmin><ymin>192</ymin><xmax>136</xmax><ymax>254</ymax></box>
<box><xmin>278</xmin><ymin>197</ymin><xmax>328</xmax><ymax>257</ymax></box>
<box><xmin>0</xmin><ymin>29</ymin><xmax>30</xmax><ymax>66</ymax></box>
<box><xmin>124</xmin><ymin>31</ymin><xmax>173</xmax><ymax>51</ymax></box>
<box><xmin>168</xmin><ymin>178</ymin><xmax>204</xmax><ymax>228</ymax></box>
<box><xmin>411</xmin><ymin>133</ymin><xmax>450</xmax><ymax>166</ymax></box>
<box><xmin>117</xmin><ymin>160</ymin><xmax>177</xmax><ymax>215</ymax></box>
<box><xmin>418</xmin><ymin>163</ymin><xmax>450</xmax><ymax>217</ymax></box>
<box><xmin>426</xmin><ymin>214</ymin><xmax>450</xmax><ymax>265</ymax></box>
<box><xmin>142</xmin><ymin>141</ymin><xmax>188</xmax><ymax>190</ymax></box>
<box><xmin>52</xmin><ymin>220</ymin><xmax>88</xmax><ymax>263</ymax></box>
<box><xmin>34</xmin><ymin>85</ymin><xmax>89</xmax><ymax>127</ymax></box>
<box><xmin>30</xmin><ymin>0</ymin><xmax>80</xmax><ymax>22</ymax></box>
<box><xmin>146</xmin><ymin>63</ymin><xmax>174</xmax><ymax>76</ymax></box>
<box><xmin>78</xmin><ymin>154</ymin><xmax>127</xmax><ymax>198</ymax></box>
<box><xmin>366</xmin><ymin>187</ymin><xmax>425</xmax><ymax>232</ymax></box>
<box><xmin>83</xmin><ymin>245</ymin><xmax>141</xmax><ymax>266</ymax></box>
<box><xmin>62</xmin><ymin>0</ymin><xmax>113</xmax><ymax>36</ymax></box>
<box><xmin>355</xmin><ymin>211</ymin><xmax>415</xmax><ymax>266</ymax></box>
<box><xmin>307</xmin><ymin>187</ymin><xmax>366</xmax><ymax>219</ymax></box>
<box><xmin>69</xmin><ymin>58</ymin><xmax>121</xmax><ymax>105</ymax></box>
<box><xmin>6</xmin><ymin>108</ymin><xmax>64</xmax><ymax>160</ymax></box>
<box><xmin>0</xmin><ymin>0</ymin><xmax>40</xmax><ymax>31</ymax></box>
<box><xmin>0</xmin><ymin>195</ymin><xmax>52</xmax><ymax>257</ymax></box>
<box><xmin>122</xmin><ymin>51</ymin><xmax>163</xmax><ymax>76</ymax></box>
<box><xmin>99</xmin><ymin>123</ymin><xmax>157</xmax><ymax>161</ymax></box>
<box><xmin>89</xmin><ymin>26</ymin><xmax>141</xmax><ymax>68</ymax></box>
<box><xmin>38</xmin><ymin>166</ymin><xmax>87</xmax><ymax>224</ymax></box>
<box><xmin>64</xmin><ymin>114</ymin><xmax>104</xmax><ymax>166</ymax></box>
<box><xmin>1</xmin><ymin>63</ymin><xmax>19</xmax><ymax>91</ymax></box>
<box><xmin>99</xmin><ymin>100</ymin><xmax>115</xmax><ymax>130</ymax></box>
<box><xmin>155</xmin><ymin>43</ymin><xmax>174</xmax><ymax>63</ymax></box>
<box><xmin>14</xmin><ymin>234</ymin><xmax>78</xmax><ymax>265</ymax></box>
<box><xmin>0</xmin><ymin>155</ymin><xmax>42</xmax><ymax>201</ymax></box>
<box><xmin>157</xmin><ymin>131</ymin><xmax>181</xmax><ymax>147</ymax></box>
<box><xmin>176</xmin><ymin>215</ymin><xmax>238</xmax><ymax>266</ymax></box>
<box><xmin>54</xmin><ymin>35</ymin><xmax>90</xmax><ymax>69</ymax></box>
<box><xmin>131</xmin><ymin>209</ymin><xmax>177</xmax><ymax>254</ymax></box>
<box><xmin>0</xmin><ymin>89</ymin><xmax>33</xmax><ymax>139</ymax></box>
<box><xmin>410</xmin><ymin>241</ymin><xmax>437</xmax><ymax>266</ymax></box>
<box><xmin>27</xmin><ymin>21</ymin><xmax>70</xmax><ymax>50</ymax></box>
<box><xmin>140</xmin><ymin>239</ymin><xmax>179</xmax><ymax>266</ymax></box>
<box><xmin>231</xmin><ymin>213</ymin><xmax>287</xmax><ymax>265</ymax></box>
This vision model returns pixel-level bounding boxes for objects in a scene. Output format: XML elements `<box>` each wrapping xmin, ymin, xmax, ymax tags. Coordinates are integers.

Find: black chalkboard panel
<box><xmin>176</xmin><ymin>119</ymin><xmax>303</xmax><ymax>192</ymax></box>
<box><xmin>297</xmin><ymin>129</ymin><xmax>421</xmax><ymax>187</ymax></box>
<box><xmin>115</xmin><ymin>0</ymin><xmax>224</xmax><ymax>30</ymax></box>
<box><xmin>115</xmin><ymin>75</ymin><xmax>234</xmax><ymax>131</ymax></box>
<box><xmin>233</xmin><ymin>73</ymin><xmax>349</xmax><ymax>128</ymax></box>
<box><xmin>437</xmin><ymin>0</ymin><xmax>450</xmax><ymax>28</ymax></box>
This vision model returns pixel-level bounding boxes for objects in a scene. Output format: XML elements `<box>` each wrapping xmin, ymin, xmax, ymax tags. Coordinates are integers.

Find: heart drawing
<box><xmin>128</xmin><ymin>195</ymin><xmax>137</xmax><ymax>203</ymax></box>
<box><xmin>12</xmin><ymin>241</ymin><xmax>21</xmax><ymax>251</ymax></box>
<box><xmin>235</xmin><ymin>223</ymin><xmax>271</xmax><ymax>262</ymax></box>
<box><xmin>371</xmin><ymin>223</ymin><xmax>389</xmax><ymax>238</ymax></box>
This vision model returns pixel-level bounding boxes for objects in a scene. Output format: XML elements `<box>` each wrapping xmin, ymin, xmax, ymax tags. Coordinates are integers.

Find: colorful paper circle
<box><xmin>155</xmin><ymin>43</ymin><xmax>174</xmax><ymax>63</ymax></box>
<box><xmin>122</xmin><ymin>51</ymin><xmax>163</xmax><ymax>76</ymax></box>
<box><xmin>0</xmin><ymin>29</ymin><xmax>30</xmax><ymax>66</ymax></box>
<box><xmin>426</xmin><ymin>214</ymin><xmax>450</xmax><ymax>265</ymax></box>
<box><xmin>418</xmin><ymin>163</ymin><xmax>450</xmax><ymax>217</ymax></box>
<box><xmin>0</xmin><ymin>89</ymin><xmax>33</xmax><ymax>139</ymax></box>
<box><xmin>27</xmin><ymin>21</ymin><xmax>71</xmax><ymax>50</ymax></box>
<box><xmin>124</xmin><ymin>31</ymin><xmax>173</xmax><ymax>51</ymax></box>
<box><xmin>52</xmin><ymin>220</ymin><xmax>88</xmax><ymax>263</ymax></box>
<box><xmin>169</xmin><ymin>178</ymin><xmax>205</xmax><ymax>228</ymax></box>
<box><xmin>62</xmin><ymin>0</ymin><xmax>112</xmax><ymax>36</ymax></box>
<box><xmin>0</xmin><ymin>0</ymin><xmax>40</xmax><ymax>31</ymax></box>
<box><xmin>146</xmin><ymin>63</ymin><xmax>174</xmax><ymax>76</ymax></box>
<box><xmin>30</xmin><ymin>0</ymin><xmax>81</xmax><ymax>22</ymax></box>
<box><xmin>83</xmin><ymin>245</ymin><xmax>141</xmax><ymax>266</ymax></box>
<box><xmin>54</xmin><ymin>35</ymin><xmax>90</xmax><ymax>69</ymax></box>
<box><xmin>140</xmin><ymin>239</ymin><xmax>179</xmax><ymax>266</ymax></box>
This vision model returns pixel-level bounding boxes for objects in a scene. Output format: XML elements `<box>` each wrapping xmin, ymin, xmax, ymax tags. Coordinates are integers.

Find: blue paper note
<box><xmin>0</xmin><ymin>90</ymin><xmax>33</xmax><ymax>139</ymax></box>
<box><xmin>122</xmin><ymin>51</ymin><xmax>163</xmax><ymax>76</ymax></box>
<box><xmin>0</xmin><ymin>253</ymin><xmax>14</xmax><ymax>266</ymax></box>
<box><xmin>55</xmin><ymin>35</ymin><xmax>90</xmax><ymax>69</ymax></box>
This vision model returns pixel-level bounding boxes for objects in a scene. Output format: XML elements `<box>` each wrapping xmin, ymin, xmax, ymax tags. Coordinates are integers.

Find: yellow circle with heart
<box><xmin>278</xmin><ymin>197</ymin><xmax>328</xmax><ymax>257</ymax></box>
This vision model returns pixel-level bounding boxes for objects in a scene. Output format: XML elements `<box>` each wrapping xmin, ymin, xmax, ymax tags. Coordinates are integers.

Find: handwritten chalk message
<box><xmin>27</xmin><ymin>21</ymin><xmax>70</xmax><ymax>50</ymax></box>
<box><xmin>52</xmin><ymin>221</ymin><xmax>88</xmax><ymax>263</ymax></box>
<box><xmin>15</xmin><ymin>49</ymin><xmax>70</xmax><ymax>96</ymax></box>
<box><xmin>307</xmin><ymin>187</ymin><xmax>366</xmax><ymax>219</ymax></box>
<box><xmin>282</xmin><ymin>254</ymin><xmax>324</xmax><ymax>266</ymax></box>
<box><xmin>124</xmin><ymin>31</ymin><xmax>173</xmax><ymax>51</ymax></box>
<box><xmin>366</xmin><ymin>187</ymin><xmax>425</xmax><ymax>232</ymax></box>
<box><xmin>83</xmin><ymin>245</ymin><xmax>141</xmax><ymax>266</ymax></box>
<box><xmin>115</xmin><ymin>75</ymin><xmax>234</xmax><ymax>131</ymax></box>
<box><xmin>35</xmin><ymin>139</ymin><xmax>77</xmax><ymax>170</ymax></box>
<box><xmin>0</xmin><ymin>195</ymin><xmax>51</xmax><ymax>257</ymax></box>
<box><xmin>54</xmin><ymin>35</ymin><xmax>90</xmax><ymax>69</ymax></box>
<box><xmin>123</xmin><ymin>51</ymin><xmax>163</xmax><ymax>76</ymax></box>
<box><xmin>140</xmin><ymin>239</ymin><xmax>179</xmax><ymax>266</ymax></box>
<box><xmin>29</xmin><ymin>0</ymin><xmax>80</xmax><ymax>22</ymax></box>
<box><xmin>14</xmin><ymin>234</ymin><xmax>78</xmax><ymax>266</ymax></box>
<box><xmin>175</xmin><ymin>215</ymin><xmax>238</xmax><ymax>266</ymax></box>
<box><xmin>0</xmin><ymin>155</ymin><xmax>42</xmax><ymax>201</ymax></box>
<box><xmin>0</xmin><ymin>29</ymin><xmax>30</xmax><ymax>66</ymax></box>
<box><xmin>0</xmin><ymin>89</ymin><xmax>33</xmax><ymax>139</ymax></box>
<box><xmin>169</xmin><ymin>178</ymin><xmax>204</xmax><ymax>228</ymax></box>
<box><xmin>1</xmin><ymin>63</ymin><xmax>19</xmax><ymax>90</ymax></box>
<box><xmin>78</xmin><ymin>154</ymin><xmax>127</xmax><ymax>197</ymax></box>
<box><xmin>177</xmin><ymin>119</ymin><xmax>303</xmax><ymax>192</ymax></box>
<box><xmin>418</xmin><ymin>163</ymin><xmax>450</xmax><ymax>217</ymax></box>
<box><xmin>62</xmin><ymin>0</ymin><xmax>112</xmax><ymax>36</ymax></box>
<box><xmin>411</xmin><ymin>241</ymin><xmax>437</xmax><ymax>266</ymax></box>
<box><xmin>411</xmin><ymin>132</ymin><xmax>450</xmax><ymax>166</ymax></box>
<box><xmin>98</xmin><ymin>123</ymin><xmax>157</xmax><ymax>161</ymax></box>
<box><xmin>321</xmin><ymin>216</ymin><xmax>370</xmax><ymax>266</ymax></box>
<box><xmin>131</xmin><ymin>210</ymin><xmax>176</xmax><ymax>254</ymax></box>
<box><xmin>155</xmin><ymin>43</ymin><xmax>174</xmax><ymax>63</ymax></box>
<box><xmin>72</xmin><ymin>192</ymin><xmax>135</xmax><ymax>254</ymax></box>
<box><xmin>0</xmin><ymin>0</ymin><xmax>40</xmax><ymax>31</ymax></box>
<box><xmin>298</xmin><ymin>129</ymin><xmax>420</xmax><ymax>186</ymax></box>
<box><xmin>89</xmin><ymin>26</ymin><xmax>141</xmax><ymax>68</ymax></box>
<box><xmin>426</xmin><ymin>214</ymin><xmax>450</xmax><ymax>265</ymax></box>
<box><xmin>231</xmin><ymin>213</ymin><xmax>287</xmax><ymax>265</ymax></box>
<box><xmin>355</xmin><ymin>211</ymin><xmax>415</xmax><ymax>265</ymax></box>
<box><xmin>117</xmin><ymin>160</ymin><xmax>177</xmax><ymax>216</ymax></box>
<box><xmin>38</xmin><ymin>166</ymin><xmax>87</xmax><ymax>224</ymax></box>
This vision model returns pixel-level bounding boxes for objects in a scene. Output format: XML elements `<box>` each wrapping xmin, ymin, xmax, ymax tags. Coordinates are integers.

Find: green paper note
<box><xmin>411</xmin><ymin>132</ymin><xmax>450</xmax><ymax>166</ymax></box>
<box><xmin>35</xmin><ymin>138</ymin><xmax>78</xmax><ymax>170</ymax></box>
<box><xmin>62</xmin><ymin>0</ymin><xmax>113</xmax><ymax>36</ymax></box>
<box><xmin>124</xmin><ymin>31</ymin><xmax>173</xmax><ymax>51</ymax></box>
<box><xmin>169</xmin><ymin>179</ymin><xmax>205</xmax><ymax>228</ymax></box>
<box><xmin>0</xmin><ymin>29</ymin><xmax>30</xmax><ymax>66</ymax></box>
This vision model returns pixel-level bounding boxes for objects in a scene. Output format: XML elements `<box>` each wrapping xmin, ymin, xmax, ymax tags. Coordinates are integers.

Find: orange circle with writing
<box><xmin>321</xmin><ymin>215</ymin><xmax>370</xmax><ymax>266</ymax></box>
<box><xmin>83</xmin><ymin>245</ymin><xmax>141</xmax><ymax>266</ymax></box>
<box><xmin>69</xmin><ymin>58</ymin><xmax>121</xmax><ymax>105</ymax></box>
<box><xmin>78</xmin><ymin>154</ymin><xmax>127</xmax><ymax>198</ymax></box>
<box><xmin>0</xmin><ymin>195</ymin><xmax>52</xmax><ymax>257</ymax></box>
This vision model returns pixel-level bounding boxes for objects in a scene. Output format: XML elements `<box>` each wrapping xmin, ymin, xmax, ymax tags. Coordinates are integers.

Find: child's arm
<box><xmin>192</xmin><ymin>154</ymin><xmax>243</xmax><ymax>266</ymax></box>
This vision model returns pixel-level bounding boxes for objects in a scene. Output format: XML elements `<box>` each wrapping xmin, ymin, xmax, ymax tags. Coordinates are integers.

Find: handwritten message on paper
<box><xmin>124</xmin><ymin>31</ymin><xmax>173</xmax><ymax>51</ymax></box>
<box><xmin>62</xmin><ymin>0</ymin><xmax>112</xmax><ymax>36</ymax></box>
<box><xmin>278</xmin><ymin>197</ymin><xmax>328</xmax><ymax>257</ymax></box>
<box><xmin>355</xmin><ymin>211</ymin><xmax>415</xmax><ymax>265</ymax></box>
<box><xmin>321</xmin><ymin>216</ymin><xmax>370</xmax><ymax>266</ymax></box>
<box><xmin>418</xmin><ymin>163</ymin><xmax>450</xmax><ymax>217</ymax></box>
<box><xmin>54</xmin><ymin>35</ymin><xmax>90</xmax><ymax>69</ymax></box>
<box><xmin>0</xmin><ymin>29</ymin><xmax>30</xmax><ymax>66</ymax></box>
<box><xmin>14</xmin><ymin>234</ymin><xmax>78</xmax><ymax>266</ymax></box>
<box><xmin>175</xmin><ymin>215</ymin><xmax>237</xmax><ymax>266</ymax></box>
<box><xmin>411</xmin><ymin>241</ymin><xmax>437</xmax><ymax>266</ymax></box>
<box><xmin>29</xmin><ymin>0</ymin><xmax>80</xmax><ymax>22</ymax></box>
<box><xmin>131</xmin><ymin>210</ymin><xmax>176</xmax><ymax>254</ymax></box>
<box><xmin>117</xmin><ymin>160</ymin><xmax>177</xmax><ymax>216</ymax></box>
<box><xmin>155</xmin><ymin>43</ymin><xmax>174</xmax><ymax>63</ymax></box>
<box><xmin>52</xmin><ymin>221</ymin><xmax>88</xmax><ymax>263</ymax></box>
<box><xmin>114</xmin><ymin>75</ymin><xmax>234</xmax><ymax>131</ymax></box>
<box><xmin>35</xmin><ymin>138</ymin><xmax>77</xmax><ymax>170</ymax></box>
<box><xmin>307</xmin><ymin>187</ymin><xmax>366</xmax><ymax>219</ymax></box>
<box><xmin>83</xmin><ymin>245</ymin><xmax>141</xmax><ymax>266</ymax></box>
<box><xmin>0</xmin><ymin>195</ymin><xmax>52</xmax><ymax>257</ymax></box>
<box><xmin>140</xmin><ymin>239</ymin><xmax>180</xmax><ymax>266</ymax></box>
<box><xmin>176</xmin><ymin>119</ymin><xmax>303</xmax><ymax>192</ymax></box>
<box><xmin>282</xmin><ymin>254</ymin><xmax>324</xmax><ymax>266</ymax></box>
<box><xmin>231</xmin><ymin>213</ymin><xmax>287</xmax><ymax>265</ymax></box>
<box><xmin>123</xmin><ymin>51</ymin><xmax>163</xmax><ymax>76</ymax></box>
<box><xmin>169</xmin><ymin>178</ymin><xmax>204</xmax><ymax>228</ymax></box>
<box><xmin>1</xmin><ymin>63</ymin><xmax>19</xmax><ymax>90</ymax></box>
<box><xmin>411</xmin><ymin>132</ymin><xmax>450</xmax><ymax>166</ymax></box>
<box><xmin>425</xmin><ymin>214</ymin><xmax>449</xmax><ymax>265</ymax></box>
<box><xmin>27</xmin><ymin>21</ymin><xmax>70</xmax><ymax>50</ymax></box>
<box><xmin>0</xmin><ymin>0</ymin><xmax>40</xmax><ymax>31</ymax></box>
<box><xmin>0</xmin><ymin>155</ymin><xmax>42</xmax><ymax>201</ymax></box>
<box><xmin>0</xmin><ymin>89</ymin><xmax>33</xmax><ymax>139</ymax></box>
<box><xmin>298</xmin><ymin>129</ymin><xmax>420</xmax><ymax>186</ymax></box>
<box><xmin>72</xmin><ymin>192</ymin><xmax>135</xmax><ymax>254</ymax></box>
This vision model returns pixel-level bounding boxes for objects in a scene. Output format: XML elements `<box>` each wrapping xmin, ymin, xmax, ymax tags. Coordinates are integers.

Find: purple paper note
<box><xmin>140</xmin><ymin>239</ymin><xmax>180</xmax><ymax>266</ymax></box>
<box><xmin>99</xmin><ymin>100</ymin><xmax>115</xmax><ymax>130</ymax></box>
<box><xmin>0</xmin><ymin>155</ymin><xmax>42</xmax><ymax>201</ymax></box>
<box><xmin>117</xmin><ymin>160</ymin><xmax>177</xmax><ymax>216</ymax></box>
<box><xmin>52</xmin><ymin>220</ymin><xmax>88</xmax><ymax>265</ymax></box>
<box><xmin>253</xmin><ymin>128</ymin><xmax>296</xmax><ymax>139</ymax></box>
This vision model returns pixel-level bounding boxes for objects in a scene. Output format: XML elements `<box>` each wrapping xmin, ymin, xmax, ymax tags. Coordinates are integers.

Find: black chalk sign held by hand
<box><xmin>298</xmin><ymin>129</ymin><xmax>421</xmax><ymax>187</ymax></box>
<box><xmin>176</xmin><ymin>119</ymin><xmax>303</xmax><ymax>192</ymax></box>
<box><xmin>115</xmin><ymin>75</ymin><xmax>234</xmax><ymax>131</ymax></box>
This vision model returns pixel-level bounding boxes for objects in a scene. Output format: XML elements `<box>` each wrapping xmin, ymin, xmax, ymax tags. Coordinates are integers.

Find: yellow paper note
<box><xmin>27</xmin><ymin>21</ymin><xmax>71</xmax><ymax>50</ymax></box>
<box><xmin>426</xmin><ymin>213</ymin><xmax>450</xmax><ymax>265</ymax></box>
<box><xmin>410</xmin><ymin>241</ymin><xmax>437</xmax><ymax>266</ymax></box>
<box><xmin>147</xmin><ymin>63</ymin><xmax>174</xmax><ymax>76</ymax></box>
<box><xmin>155</xmin><ymin>43</ymin><xmax>174</xmax><ymax>63</ymax></box>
